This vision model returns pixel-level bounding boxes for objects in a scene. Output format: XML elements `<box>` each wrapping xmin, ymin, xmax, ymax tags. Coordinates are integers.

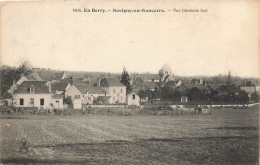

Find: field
<box><xmin>0</xmin><ymin>107</ymin><xmax>259</xmax><ymax>164</ymax></box>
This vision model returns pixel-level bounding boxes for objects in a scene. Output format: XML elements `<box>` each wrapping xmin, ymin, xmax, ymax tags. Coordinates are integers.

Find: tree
<box><xmin>251</xmin><ymin>92</ymin><xmax>259</xmax><ymax>103</ymax></box>
<box><xmin>0</xmin><ymin>60</ymin><xmax>32</xmax><ymax>98</ymax></box>
<box><xmin>120</xmin><ymin>67</ymin><xmax>131</xmax><ymax>94</ymax></box>
<box><xmin>235</xmin><ymin>91</ymin><xmax>249</xmax><ymax>104</ymax></box>
<box><xmin>188</xmin><ymin>87</ymin><xmax>202</xmax><ymax>103</ymax></box>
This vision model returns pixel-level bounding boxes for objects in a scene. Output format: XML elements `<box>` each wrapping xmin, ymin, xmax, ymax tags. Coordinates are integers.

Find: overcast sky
<box><xmin>1</xmin><ymin>0</ymin><xmax>259</xmax><ymax>77</ymax></box>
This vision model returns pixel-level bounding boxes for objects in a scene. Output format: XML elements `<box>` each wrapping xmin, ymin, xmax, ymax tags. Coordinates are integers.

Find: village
<box><xmin>1</xmin><ymin>64</ymin><xmax>259</xmax><ymax>111</ymax></box>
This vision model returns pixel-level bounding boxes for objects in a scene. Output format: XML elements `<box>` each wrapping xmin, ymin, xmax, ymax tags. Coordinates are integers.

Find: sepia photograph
<box><xmin>0</xmin><ymin>0</ymin><xmax>259</xmax><ymax>164</ymax></box>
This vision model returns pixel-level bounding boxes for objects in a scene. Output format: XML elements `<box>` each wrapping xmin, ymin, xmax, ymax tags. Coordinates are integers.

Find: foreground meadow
<box><xmin>0</xmin><ymin>107</ymin><xmax>259</xmax><ymax>164</ymax></box>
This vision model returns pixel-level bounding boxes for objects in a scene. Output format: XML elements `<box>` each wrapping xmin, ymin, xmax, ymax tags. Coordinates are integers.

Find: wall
<box><xmin>73</xmin><ymin>99</ymin><xmax>82</xmax><ymax>109</ymax></box>
<box><xmin>51</xmin><ymin>98</ymin><xmax>63</xmax><ymax>109</ymax></box>
<box><xmin>240</xmin><ymin>86</ymin><xmax>256</xmax><ymax>94</ymax></box>
<box><xmin>106</xmin><ymin>86</ymin><xmax>126</xmax><ymax>104</ymax></box>
<box><xmin>13</xmin><ymin>94</ymin><xmax>52</xmax><ymax>109</ymax></box>
<box><xmin>127</xmin><ymin>93</ymin><xmax>140</xmax><ymax>106</ymax></box>
<box><xmin>65</xmin><ymin>86</ymin><xmax>81</xmax><ymax>99</ymax></box>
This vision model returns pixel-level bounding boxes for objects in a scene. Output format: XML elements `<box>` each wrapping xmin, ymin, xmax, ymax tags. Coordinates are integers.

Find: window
<box><xmin>29</xmin><ymin>87</ymin><xmax>35</xmax><ymax>93</ymax></box>
<box><xmin>113</xmin><ymin>96</ymin><xmax>115</xmax><ymax>100</ymax></box>
<box><xmin>121</xmin><ymin>89</ymin><xmax>123</xmax><ymax>93</ymax></box>
<box><xmin>113</xmin><ymin>89</ymin><xmax>115</xmax><ymax>93</ymax></box>
<box><xmin>88</xmin><ymin>97</ymin><xmax>91</xmax><ymax>100</ymax></box>
<box><xmin>56</xmin><ymin>100</ymin><xmax>59</xmax><ymax>103</ymax></box>
<box><xmin>40</xmin><ymin>99</ymin><xmax>44</xmax><ymax>105</ymax></box>
<box><xmin>30</xmin><ymin>98</ymin><xmax>34</xmax><ymax>106</ymax></box>
<box><xmin>20</xmin><ymin>99</ymin><xmax>24</xmax><ymax>105</ymax></box>
<box><xmin>132</xmin><ymin>94</ymin><xmax>135</xmax><ymax>100</ymax></box>
<box><xmin>117</xmin><ymin>93</ymin><xmax>119</xmax><ymax>97</ymax></box>
<box><xmin>121</xmin><ymin>96</ymin><xmax>122</xmax><ymax>100</ymax></box>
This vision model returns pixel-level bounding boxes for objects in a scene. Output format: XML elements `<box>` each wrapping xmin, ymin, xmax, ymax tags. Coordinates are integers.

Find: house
<box><xmin>65</xmin><ymin>84</ymin><xmax>106</xmax><ymax>104</ymax></box>
<box><xmin>126</xmin><ymin>92</ymin><xmax>140</xmax><ymax>106</ymax></box>
<box><xmin>7</xmin><ymin>75</ymin><xmax>38</xmax><ymax>94</ymax></box>
<box><xmin>163</xmin><ymin>80</ymin><xmax>177</xmax><ymax>89</ymax></box>
<box><xmin>132</xmin><ymin>80</ymin><xmax>159</xmax><ymax>93</ymax></box>
<box><xmin>216</xmin><ymin>85</ymin><xmax>229</xmax><ymax>96</ymax></box>
<box><xmin>12</xmin><ymin>81</ymin><xmax>53</xmax><ymax>109</ymax></box>
<box><xmin>181</xmin><ymin>96</ymin><xmax>188</xmax><ymax>103</ymax></box>
<box><xmin>100</xmin><ymin>78</ymin><xmax>126</xmax><ymax>104</ymax></box>
<box><xmin>222</xmin><ymin>85</ymin><xmax>241</xmax><ymax>96</ymax></box>
<box><xmin>55</xmin><ymin>71</ymin><xmax>67</xmax><ymax>79</ymax></box>
<box><xmin>50</xmin><ymin>82</ymin><xmax>71</xmax><ymax>95</ymax></box>
<box><xmin>175</xmin><ymin>83</ymin><xmax>210</xmax><ymax>94</ymax></box>
<box><xmin>240</xmin><ymin>86</ymin><xmax>256</xmax><ymax>96</ymax></box>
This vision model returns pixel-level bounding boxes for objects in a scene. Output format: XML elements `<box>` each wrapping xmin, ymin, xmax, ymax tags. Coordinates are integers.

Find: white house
<box><xmin>65</xmin><ymin>84</ymin><xmax>106</xmax><ymax>104</ymax></box>
<box><xmin>100</xmin><ymin>78</ymin><xmax>126</xmax><ymax>104</ymax></box>
<box><xmin>126</xmin><ymin>92</ymin><xmax>140</xmax><ymax>106</ymax></box>
<box><xmin>13</xmin><ymin>81</ymin><xmax>53</xmax><ymax>109</ymax></box>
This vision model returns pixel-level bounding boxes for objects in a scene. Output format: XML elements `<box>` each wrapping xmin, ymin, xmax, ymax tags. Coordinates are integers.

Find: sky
<box><xmin>1</xmin><ymin>0</ymin><xmax>259</xmax><ymax>77</ymax></box>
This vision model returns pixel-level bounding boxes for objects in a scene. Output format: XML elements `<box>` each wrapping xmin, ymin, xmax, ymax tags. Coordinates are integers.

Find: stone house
<box><xmin>100</xmin><ymin>78</ymin><xmax>126</xmax><ymax>104</ymax></box>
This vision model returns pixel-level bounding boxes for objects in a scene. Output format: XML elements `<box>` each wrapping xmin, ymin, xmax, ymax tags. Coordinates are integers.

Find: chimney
<box><xmin>48</xmin><ymin>82</ymin><xmax>52</xmax><ymax>93</ymax></box>
<box><xmin>97</xmin><ymin>78</ymin><xmax>101</xmax><ymax>86</ymax></box>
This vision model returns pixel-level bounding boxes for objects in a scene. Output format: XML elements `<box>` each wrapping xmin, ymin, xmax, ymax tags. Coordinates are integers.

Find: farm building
<box><xmin>126</xmin><ymin>92</ymin><xmax>140</xmax><ymax>106</ymax></box>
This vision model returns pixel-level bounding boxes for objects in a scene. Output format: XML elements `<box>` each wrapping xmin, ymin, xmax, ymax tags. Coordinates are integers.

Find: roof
<box><xmin>182</xmin><ymin>83</ymin><xmax>209</xmax><ymax>91</ymax></box>
<box><xmin>137</xmin><ymin>74</ymin><xmax>161</xmax><ymax>81</ymax></box>
<box><xmin>164</xmin><ymin>81</ymin><xmax>176</xmax><ymax>88</ymax></box>
<box><xmin>24</xmin><ymin>75</ymin><xmax>37</xmax><ymax>81</ymax></box>
<box><xmin>222</xmin><ymin>85</ymin><xmax>241</xmax><ymax>93</ymax></box>
<box><xmin>51</xmin><ymin>83</ymin><xmax>69</xmax><ymax>93</ymax></box>
<box><xmin>142</xmin><ymin>81</ymin><xmax>159</xmax><ymax>89</ymax></box>
<box><xmin>36</xmin><ymin>71</ymin><xmax>59</xmax><ymax>81</ymax></box>
<box><xmin>132</xmin><ymin>80</ymin><xmax>159</xmax><ymax>91</ymax></box>
<box><xmin>75</xmin><ymin>85</ymin><xmax>105</xmax><ymax>94</ymax></box>
<box><xmin>14</xmin><ymin>81</ymin><xmax>50</xmax><ymax>94</ymax></box>
<box><xmin>207</xmin><ymin>84</ymin><xmax>219</xmax><ymax>91</ymax></box>
<box><xmin>52</xmin><ymin>94</ymin><xmax>63</xmax><ymax>99</ymax></box>
<box><xmin>100</xmin><ymin>78</ymin><xmax>125</xmax><ymax>87</ymax></box>
<box><xmin>127</xmin><ymin>92</ymin><xmax>139</xmax><ymax>97</ymax></box>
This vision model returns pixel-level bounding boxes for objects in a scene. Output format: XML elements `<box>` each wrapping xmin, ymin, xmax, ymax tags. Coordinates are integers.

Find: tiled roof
<box><xmin>14</xmin><ymin>81</ymin><xmax>50</xmax><ymax>94</ymax></box>
<box><xmin>100</xmin><ymin>78</ymin><xmax>125</xmax><ymax>87</ymax></box>
<box><xmin>51</xmin><ymin>83</ymin><xmax>69</xmax><ymax>93</ymax></box>
<box><xmin>75</xmin><ymin>85</ymin><xmax>105</xmax><ymax>94</ymax></box>
<box><xmin>36</xmin><ymin>71</ymin><xmax>59</xmax><ymax>81</ymax></box>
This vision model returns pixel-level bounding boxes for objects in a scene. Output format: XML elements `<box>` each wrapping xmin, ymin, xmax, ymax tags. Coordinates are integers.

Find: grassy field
<box><xmin>0</xmin><ymin>107</ymin><xmax>259</xmax><ymax>164</ymax></box>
